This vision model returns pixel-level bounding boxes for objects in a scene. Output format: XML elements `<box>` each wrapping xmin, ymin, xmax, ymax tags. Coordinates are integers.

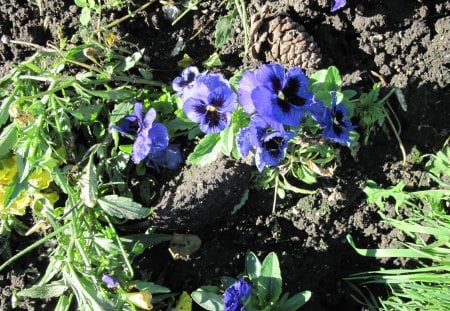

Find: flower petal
<box><xmin>183</xmin><ymin>98</ymin><xmax>207</xmax><ymax>123</ymax></box>
<box><xmin>255</xmin><ymin>63</ymin><xmax>285</xmax><ymax>92</ymax></box>
<box><xmin>143</xmin><ymin>107</ymin><xmax>156</xmax><ymax>130</ymax></box>
<box><xmin>331</xmin><ymin>0</ymin><xmax>346</xmax><ymax>12</ymax></box>
<box><xmin>238</xmin><ymin>70</ymin><xmax>260</xmax><ymax>114</ymax></box>
<box><xmin>208</xmin><ymin>86</ymin><xmax>237</xmax><ymax>112</ymax></box>
<box><xmin>200</xmin><ymin>110</ymin><xmax>230</xmax><ymax>134</ymax></box>
<box><xmin>272</xmin><ymin>98</ymin><xmax>305</xmax><ymax>126</ymax></box>
<box><xmin>172</xmin><ymin>66</ymin><xmax>200</xmax><ymax>93</ymax></box>
<box><xmin>132</xmin><ymin>134</ymin><xmax>151</xmax><ymax>164</ymax></box>
<box><xmin>236</xmin><ymin>127</ymin><xmax>255</xmax><ymax>157</ymax></box>
<box><xmin>134</xmin><ymin>102</ymin><xmax>144</xmax><ymax>127</ymax></box>
<box><xmin>148</xmin><ymin>123</ymin><xmax>169</xmax><ymax>153</ymax></box>
<box><xmin>285</xmin><ymin>67</ymin><xmax>310</xmax><ymax>100</ymax></box>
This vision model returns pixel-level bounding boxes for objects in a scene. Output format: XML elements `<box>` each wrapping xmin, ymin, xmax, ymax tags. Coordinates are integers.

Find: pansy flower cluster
<box><xmin>223</xmin><ymin>278</ymin><xmax>251</xmax><ymax>311</ymax></box>
<box><xmin>174</xmin><ymin>66</ymin><xmax>238</xmax><ymax>134</ymax></box>
<box><xmin>174</xmin><ymin>63</ymin><xmax>356</xmax><ymax>172</ymax></box>
<box><xmin>112</xmin><ymin>102</ymin><xmax>182</xmax><ymax>169</ymax></box>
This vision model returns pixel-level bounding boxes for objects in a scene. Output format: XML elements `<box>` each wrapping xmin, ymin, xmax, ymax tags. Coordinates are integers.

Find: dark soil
<box><xmin>0</xmin><ymin>0</ymin><xmax>449</xmax><ymax>310</ymax></box>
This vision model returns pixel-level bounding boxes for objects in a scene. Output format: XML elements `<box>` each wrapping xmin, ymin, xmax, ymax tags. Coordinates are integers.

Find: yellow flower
<box><xmin>0</xmin><ymin>187</ymin><xmax>32</xmax><ymax>216</ymax></box>
<box><xmin>32</xmin><ymin>191</ymin><xmax>59</xmax><ymax>211</ymax></box>
<box><xmin>28</xmin><ymin>168</ymin><xmax>52</xmax><ymax>190</ymax></box>
<box><xmin>124</xmin><ymin>290</ymin><xmax>153</xmax><ymax>310</ymax></box>
<box><xmin>0</xmin><ymin>157</ymin><xmax>17</xmax><ymax>186</ymax></box>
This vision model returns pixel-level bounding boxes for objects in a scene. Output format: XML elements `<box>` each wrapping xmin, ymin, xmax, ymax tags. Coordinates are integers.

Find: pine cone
<box><xmin>249</xmin><ymin>4</ymin><xmax>322</xmax><ymax>73</ymax></box>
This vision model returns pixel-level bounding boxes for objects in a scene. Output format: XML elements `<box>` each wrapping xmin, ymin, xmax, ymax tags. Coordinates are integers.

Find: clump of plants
<box><xmin>0</xmin><ymin>0</ymin><xmax>410</xmax><ymax>310</ymax></box>
<box><xmin>191</xmin><ymin>251</ymin><xmax>311</xmax><ymax>310</ymax></box>
<box><xmin>346</xmin><ymin>143</ymin><xmax>450</xmax><ymax>310</ymax></box>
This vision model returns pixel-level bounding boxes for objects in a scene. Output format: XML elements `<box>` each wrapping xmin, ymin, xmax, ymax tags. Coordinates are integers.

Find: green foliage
<box><xmin>346</xmin><ymin>145</ymin><xmax>450</xmax><ymax>310</ymax></box>
<box><xmin>0</xmin><ymin>13</ymin><xmax>174</xmax><ymax>309</ymax></box>
<box><xmin>214</xmin><ymin>8</ymin><xmax>237</xmax><ymax>48</ymax></box>
<box><xmin>192</xmin><ymin>251</ymin><xmax>311</xmax><ymax>311</ymax></box>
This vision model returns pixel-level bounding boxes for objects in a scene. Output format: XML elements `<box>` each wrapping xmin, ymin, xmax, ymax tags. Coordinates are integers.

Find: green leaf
<box><xmin>258</xmin><ymin>252</ymin><xmax>282</xmax><ymax>304</ymax></box>
<box><xmin>0</xmin><ymin>89</ymin><xmax>18</xmax><ymax>127</ymax></box>
<box><xmin>80</xmin><ymin>7</ymin><xmax>91</xmax><ymax>26</ymax></box>
<box><xmin>220</xmin><ymin>124</ymin><xmax>235</xmax><ymax>156</ymax></box>
<box><xmin>214</xmin><ymin>10</ymin><xmax>236</xmax><ymax>48</ymax></box>
<box><xmin>97</xmin><ymin>195</ymin><xmax>151</xmax><ymax>219</ymax></box>
<box><xmin>114</xmin><ymin>50</ymin><xmax>144</xmax><ymax>72</ymax></box>
<box><xmin>276</xmin><ymin>291</ymin><xmax>312</xmax><ymax>310</ymax></box>
<box><xmin>191</xmin><ymin>288</ymin><xmax>223</xmax><ymax>311</ymax></box>
<box><xmin>132</xmin><ymin>281</ymin><xmax>171</xmax><ymax>294</ymax></box>
<box><xmin>118</xmin><ymin>144</ymin><xmax>133</xmax><ymax>155</ymax></box>
<box><xmin>68</xmin><ymin>103</ymin><xmax>103</xmax><ymax>122</ymax></box>
<box><xmin>245</xmin><ymin>251</ymin><xmax>261</xmax><ymax>281</ymax></box>
<box><xmin>202</xmin><ymin>52</ymin><xmax>223</xmax><ymax>69</ymax></box>
<box><xmin>80</xmin><ymin>154</ymin><xmax>97</xmax><ymax>208</ymax></box>
<box><xmin>110</xmin><ymin>102</ymin><xmax>133</xmax><ymax>125</ymax></box>
<box><xmin>187</xmin><ymin>134</ymin><xmax>222</xmax><ymax>165</ymax></box>
<box><xmin>0</xmin><ymin>123</ymin><xmax>17</xmax><ymax>158</ymax></box>
<box><xmin>309</xmin><ymin>66</ymin><xmax>341</xmax><ymax>93</ymax></box>
<box><xmin>17</xmin><ymin>281</ymin><xmax>68</xmax><ymax>299</ymax></box>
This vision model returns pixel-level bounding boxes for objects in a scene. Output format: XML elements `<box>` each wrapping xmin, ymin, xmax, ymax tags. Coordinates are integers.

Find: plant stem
<box><xmin>0</xmin><ymin>222</ymin><xmax>71</xmax><ymax>273</ymax></box>
<box><xmin>272</xmin><ymin>173</ymin><xmax>279</xmax><ymax>213</ymax></box>
<box><xmin>383</xmin><ymin>106</ymin><xmax>407</xmax><ymax>166</ymax></box>
<box><xmin>103</xmin><ymin>0</ymin><xmax>157</xmax><ymax>30</ymax></box>
<box><xmin>105</xmin><ymin>215</ymin><xmax>134</xmax><ymax>279</ymax></box>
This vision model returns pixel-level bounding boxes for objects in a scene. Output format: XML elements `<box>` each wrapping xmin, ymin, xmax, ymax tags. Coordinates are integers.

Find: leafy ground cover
<box><xmin>0</xmin><ymin>0</ymin><xmax>449</xmax><ymax>310</ymax></box>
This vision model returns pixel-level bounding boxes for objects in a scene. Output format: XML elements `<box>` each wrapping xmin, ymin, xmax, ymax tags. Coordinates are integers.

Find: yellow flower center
<box><xmin>207</xmin><ymin>106</ymin><xmax>216</xmax><ymax>112</ymax></box>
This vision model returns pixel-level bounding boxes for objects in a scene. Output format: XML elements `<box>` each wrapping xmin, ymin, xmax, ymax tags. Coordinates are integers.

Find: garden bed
<box><xmin>0</xmin><ymin>0</ymin><xmax>449</xmax><ymax>310</ymax></box>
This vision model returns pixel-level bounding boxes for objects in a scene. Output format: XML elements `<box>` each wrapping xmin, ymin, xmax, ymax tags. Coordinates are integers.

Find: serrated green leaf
<box><xmin>68</xmin><ymin>103</ymin><xmax>103</xmax><ymax>122</ymax></box>
<box><xmin>214</xmin><ymin>11</ymin><xmax>236</xmax><ymax>48</ymax></box>
<box><xmin>80</xmin><ymin>154</ymin><xmax>97</xmax><ymax>208</ymax></box>
<box><xmin>110</xmin><ymin>102</ymin><xmax>133</xmax><ymax>125</ymax></box>
<box><xmin>97</xmin><ymin>195</ymin><xmax>151</xmax><ymax>219</ymax></box>
<box><xmin>17</xmin><ymin>282</ymin><xmax>68</xmax><ymax>299</ymax></box>
<box><xmin>187</xmin><ymin>134</ymin><xmax>221</xmax><ymax>165</ymax></box>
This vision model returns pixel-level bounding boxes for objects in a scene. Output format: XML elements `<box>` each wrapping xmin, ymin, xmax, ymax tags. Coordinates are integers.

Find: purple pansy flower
<box><xmin>238</xmin><ymin>64</ymin><xmax>312</xmax><ymax>128</ymax></box>
<box><xmin>112</xmin><ymin>102</ymin><xmax>169</xmax><ymax>164</ymax></box>
<box><xmin>331</xmin><ymin>0</ymin><xmax>346</xmax><ymax>12</ymax></box>
<box><xmin>314</xmin><ymin>92</ymin><xmax>356</xmax><ymax>146</ymax></box>
<box><xmin>172</xmin><ymin>66</ymin><xmax>202</xmax><ymax>95</ymax></box>
<box><xmin>145</xmin><ymin>144</ymin><xmax>183</xmax><ymax>170</ymax></box>
<box><xmin>183</xmin><ymin>74</ymin><xmax>237</xmax><ymax>134</ymax></box>
<box><xmin>237</xmin><ymin>115</ymin><xmax>294</xmax><ymax>172</ymax></box>
<box><xmin>102</xmin><ymin>274</ymin><xmax>120</xmax><ymax>289</ymax></box>
<box><xmin>223</xmin><ymin>278</ymin><xmax>251</xmax><ymax>311</ymax></box>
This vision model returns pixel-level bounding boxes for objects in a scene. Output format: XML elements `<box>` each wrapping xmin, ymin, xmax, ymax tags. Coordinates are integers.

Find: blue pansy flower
<box><xmin>237</xmin><ymin>115</ymin><xmax>294</xmax><ymax>172</ymax></box>
<box><xmin>183</xmin><ymin>74</ymin><xmax>237</xmax><ymax>134</ymax></box>
<box><xmin>112</xmin><ymin>102</ymin><xmax>169</xmax><ymax>164</ymax></box>
<box><xmin>145</xmin><ymin>144</ymin><xmax>183</xmax><ymax>170</ymax></box>
<box><xmin>315</xmin><ymin>92</ymin><xmax>356</xmax><ymax>146</ymax></box>
<box><xmin>239</xmin><ymin>64</ymin><xmax>312</xmax><ymax>128</ymax></box>
<box><xmin>331</xmin><ymin>0</ymin><xmax>346</xmax><ymax>12</ymax></box>
<box><xmin>102</xmin><ymin>274</ymin><xmax>120</xmax><ymax>289</ymax></box>
<box><xmin>172</xmin><ymin>66</ymin><xmax>202</xmax><ymax>96</ymax></box>
<box><xmin>223</xmin><ymin>278</ymin><xmax>251</xmax><ymax>311</ymax></box>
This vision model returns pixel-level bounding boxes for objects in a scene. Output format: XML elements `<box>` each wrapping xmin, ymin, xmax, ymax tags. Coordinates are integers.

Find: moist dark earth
<box><xmin>1</xmin><ymin>0</ymin><xmax>449</xmax><ymax>310</ymax></box>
